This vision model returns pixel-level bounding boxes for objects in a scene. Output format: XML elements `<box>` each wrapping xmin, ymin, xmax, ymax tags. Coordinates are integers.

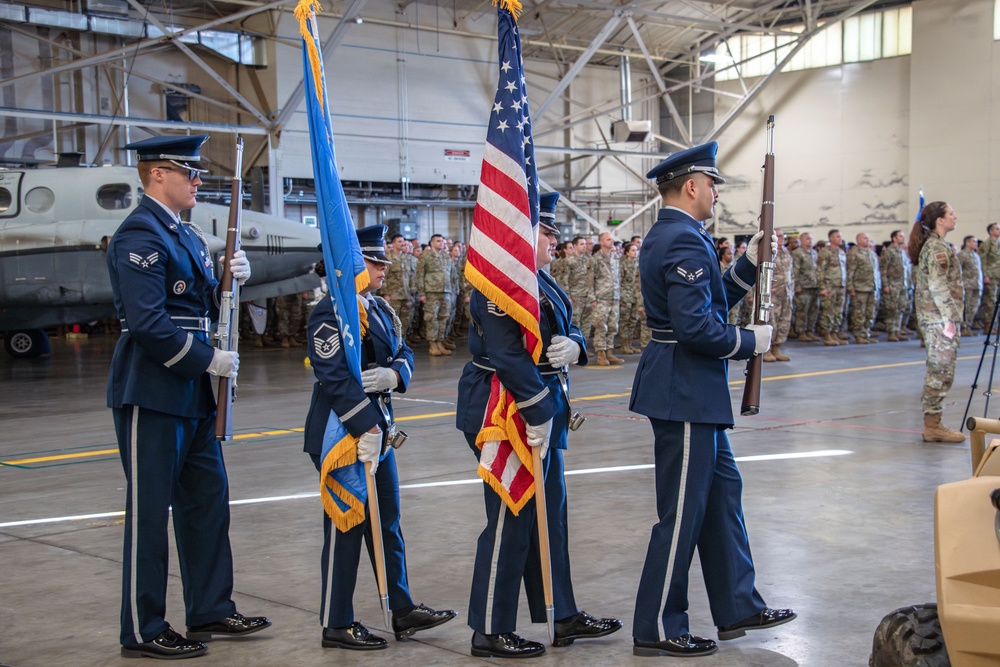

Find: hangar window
<box><xmin>97</xmin><ymin>183</ymin><xmax>133</xmax><ymax>210</ymax></box>
<box><xmin>25</xmin><ymin>186</ymin><xmax>55</xmax><ymax>213</ymax></box>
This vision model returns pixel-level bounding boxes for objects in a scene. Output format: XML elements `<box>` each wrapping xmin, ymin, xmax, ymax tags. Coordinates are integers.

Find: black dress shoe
<box><xmin>121</xmin><ymin>627</ymin><xmax>208</xmax><ymax>660</ymax></box>
<box><xmin>471</xmin><ymin>631</ymin><xmax>545</xmax><ymax>658</ymax></box>
<box><xmin>321</xmin><ymin>622</ymin><xmax>388</xmax><ymax>650</ymax></box>
<box><xmin>391</xmin><ymin>603</ymin><xmax>458</xmax><ymax>640</ymax></box>
<box><xmin>633</xmin><ymin>634</ymin><xmax>718</xmax><ymax>657</ymax></box>
<box><xmin>187</xmin><ymin>612</ymin><xmax>271</xmax><ymax>640</ymax></box>
<box><xmin>553</xmin><ymin>611</ymin><xmax>623</xmax><ymax>646</ymax></box>
<box><xmin>717</xmin><ymin>608</ymin><xmax>797</xmax><ymax>640</ymax></box>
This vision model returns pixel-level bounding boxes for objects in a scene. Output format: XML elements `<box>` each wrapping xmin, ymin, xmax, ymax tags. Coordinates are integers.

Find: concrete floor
<box><xmin>0</xmin><ymin>331</ymin><xmax>986</xmax><ymax>666</ymax></box>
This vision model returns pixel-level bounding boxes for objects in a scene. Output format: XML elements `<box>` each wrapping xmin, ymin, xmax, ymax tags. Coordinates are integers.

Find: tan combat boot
<box><xmin>428</xmin><ymin>341</ymin><xmax>442</xmax><ymax>356</ymax></box>
<box><xmin>596</xmin><ymin>350</ymin><xmax>610</xmax><ymax>366</ymax></box>
<box><xmin>621</xmin><ymin>340</ymin><xmax>635</xmax><ymax>354</ymax></box>
<box><xmin>772</xmin><ymin>344</ymin><xmax>790</xmax><ymax>361</ymax></box>
<box><xmin>823</xmin><ymin>333</ymin><xmax>839</xmax><ymax>346</ymax></box>
<box><xmin>606</xmin><ymin>348</ymin><xmax>624</xmax><ymax>365</ymax></box>
<box><xmin>441</xmin><ymin>339</ymin><xmax>457</xmax><ymax>350</ymax></box>
<box><xmin>961</xmin><ymin>326</ymin><xmax>974</xmax><ymax>337</ymax></box>
<box><xmin>887</xmin><ymin>332</ymin><xmax>900</xmax><ymax>342</ymax></box>
<box><xmin>922</xmin><ymin>414</ymin><xmax>966</xmax><ymax>443</ymax></box>
<box><xmin>763</xmin><ymin>347</ymin><xmax>777</xmax><ymax>362</ymax></box>
<box><xmin>437</xmin><ymin>340</ymin><xmax>452</xmax><ymax>355</ymax></box>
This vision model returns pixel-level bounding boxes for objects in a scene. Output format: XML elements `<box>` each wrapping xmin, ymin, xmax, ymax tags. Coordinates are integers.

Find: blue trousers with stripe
<box><xmin>310</xmin><ymin>450</ymin><xmax>413</xmax><ymax>629</ymax></box>
<box><xmin>632</xmin><ymin>419</ymin><xmax>765</xmax><ymax>642</ymax></box>
<box><xmin>465</xmin><ymin>433</ymin><xmax>577</xmax><ymax>635</ymax></box>
<box><xmin>113</xmin><ymin>406</ymin><xmax>236</xmax><ymax>645</ymax></box>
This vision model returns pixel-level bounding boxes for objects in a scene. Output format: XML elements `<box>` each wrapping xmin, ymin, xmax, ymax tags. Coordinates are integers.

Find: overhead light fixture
<box><xmin>354</xmin><ymin>16</ymin><xmax>363</xmax><ymax>24</ymax></box>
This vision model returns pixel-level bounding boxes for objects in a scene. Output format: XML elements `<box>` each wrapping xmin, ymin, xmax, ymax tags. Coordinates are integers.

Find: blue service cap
<box><xmin>125</xmin><ymin>134</ymin><xmax>209</xmax><ymax>170</ymax></box>
<box><xmin>356</xmin><ymin>224</ymin><xmax>390</xmax><ymax>264</ymax></box>
<box><xmin>646</xmin><ymin>141</ymin><xmax>726</xmax><ymax>185</ymax></box>
<box><xmin>538</xmin><ymin>192</ymin><xmax>560</xmax><ymax>236</ymax></box>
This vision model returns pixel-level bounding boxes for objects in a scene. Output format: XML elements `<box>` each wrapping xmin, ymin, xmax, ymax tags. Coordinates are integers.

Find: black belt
<box><xmin>120</xmin><ymin>316</ymin><xmax>212</xmax><ymax>333</ymax></box>
<box><xmin>650</xmin><ymin>329</ymin><xmax>678</xmax><ymax>344</ymax></box>
<box><xmin>472</xmin><ymin>355</ymin><xmax>561</xmax><ymax>376</ymax></box>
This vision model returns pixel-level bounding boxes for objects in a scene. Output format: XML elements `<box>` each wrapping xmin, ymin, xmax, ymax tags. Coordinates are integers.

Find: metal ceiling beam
<box><xmin>551</xmin><ymin>0</ymin><xmax>802</xmax><ymax>35</ymax></box>
<box><xmin>540</xmin><ymin>177</ymin><xmax>602</xmax><ymax>231</ymax></box>
<box><xmin>0</xmin><ymin>106</ymin><xmax>269</xmax><ymax>135</ymax></box>
<box><xmin>534</xmin><ymin>12</ymin><xmax>623</xmax><ymax>120</ymax></box>
<box><xmin>625</xmin><ymin>14</ymin><xmax>690</xmax><ymax>146</ymax></box>
<box><xmin>121</xmin><ymin>0</ymin><xmax>269</xmax><ymax>125</ymax></box>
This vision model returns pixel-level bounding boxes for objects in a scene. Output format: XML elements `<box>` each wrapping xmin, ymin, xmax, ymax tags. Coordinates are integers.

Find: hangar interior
<box><xmin>3</xmin><ymin>0</ymin><xmax>1000</xmax><ymax>666</ymax></box>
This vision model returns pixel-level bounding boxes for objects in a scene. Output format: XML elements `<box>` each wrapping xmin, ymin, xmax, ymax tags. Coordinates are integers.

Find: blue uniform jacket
<box><xmin>304</xmin><ymin>294</ymin><xmax>414</xmax><ymax>455</ymax></box>
<box><xmin>456</xmin><ymin>271</ymin><xmax>587</xmax><ymax>447</ymax></box>
<box><xmin>629</xmin><ymin>206</ymin><xmax>758</xmax><ymax>426</ymax></box>
<box><xmin>106</xmin><ymin>196</ymin><xmax>219</xmax><ymax>418</ymax></box>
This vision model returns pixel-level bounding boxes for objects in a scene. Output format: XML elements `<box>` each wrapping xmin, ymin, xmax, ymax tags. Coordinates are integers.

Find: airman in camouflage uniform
<box><xmin>958</xmin><ymin>235</ymin><xmax>983</xmax><ymax>337</ymax></box>
<box><xmin>978</xmin><ymin>223</ymin><xmax>1000</xmax><ymax>333</ymax></box>
<box><xmin>763</xmin><ymin>229</ymin><xmax>794</xmax><ymax>361</ymax></box>
<box><xmin>565</xmin><ymin>236</ymin><xmax>591</xmax><ymax>332</ymax></box>
<box><xmin>549</xmin><ymin>243</ymin><xmax>570</xmax><ymax>288</ymax></box>
<box><xmin>415</xmin><ymin>234</ymin><xmax>455</xmax><ymax>356</ymax></box>
<box><xmin>618</xmin><ymin>243</ymin><xmax>641</xmax><ymax>354</ymax></box>
<box><xmin>407</xmin><ymin>240</ymin><xmax>424</xmax><ymax>341</ymax></box>
<box><xmin>913</xmin><ymin>201</ymin><xmax>965</xmax><ymax>442</ymax></box>
<box><xmin>383</xmin><ymin>233</ymin><xmax>414</xmax><ymax>341</ymax></box>
<box><xmin>879</xmin><ymin>230</ymin><xmax>913</xmax><ymax>341</ymax></box>
<box><xmin>792</xmin><ymin>232</ymin><xmax>820</xmax><ymax>342</ymax></box>
<box><xmin>444</xmin><ymin>242</ymin><xmax>468</xmax><ymax>346</ymax></box>
<box><xmin>275</xmin><ymin>292</ymin><xmax>304</xmax><ymax>347</ymax></box>
<box><xmin>846</xmin><ymin>232</ymin><xmax>881</xmax><ymax>343</ymax></box>
<box><xmin>817</xmin><ymin>229</ymin><xmax>848</xmax><ymax>345</ymax></box>
<box><xmin>587</xmin><ymin>232</ymin><xmax>623</xmax><ymax>365</ymax></box>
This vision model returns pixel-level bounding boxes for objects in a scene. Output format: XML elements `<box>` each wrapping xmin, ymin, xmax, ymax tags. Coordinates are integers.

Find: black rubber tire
<box><xmin>3</xmin><ymin>329</ymin><xmax>50</xmax><ymax>359</ymax></box>
<box><xmin>870</xmin><ymin>603</ymin><xmax>950</xmax><ymax>667</ymax></box>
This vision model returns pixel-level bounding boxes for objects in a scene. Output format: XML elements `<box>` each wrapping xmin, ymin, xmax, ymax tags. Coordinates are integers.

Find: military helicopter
<box><xmin>0</xmin><ymin>163</ymin><xmax>321</xmax><ymax>358</ymax></box>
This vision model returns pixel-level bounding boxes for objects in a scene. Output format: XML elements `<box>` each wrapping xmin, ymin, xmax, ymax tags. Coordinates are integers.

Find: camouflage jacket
<box><xmin>458</xmin><ymin>255</ymin><xmax>473</xmax><ymax>297</ymax></box>
<box><xmin>846</xmin><ymin>245</ymin><xmax>880</xmax><ymax>292</ymax></box>
<box><xmin>619</xmin><ymin>256</ymin><xmax>639</xmax><ymax>305</ymax></box>
<box><xmin>958</xmin><ymin>249</ymin><xmax>983</xmax><ymax>290</ymax></box>
<box><xmin>879</xmin><ymin>245</ymin><xmax>911</xmax><ymax>292</ymax></box>
<box><xmin>549</xmin><ymin>256</ymin><xmax>569</xmax><ymax>289</ymax></box>
<box><xmin>587</xmin><ymin>250</ymin><xmax>620</xmax><ymax>302</ymax></box>
<box><xmin>979</xmin><ymin>237</ymin><xmax>1000</xmax><ymax>279</ymax></box>
<box><xmin>791</xmin><ymin>247</ymin><xmax>819</xmax><ymax>289</ymax></box>
<box><xmin>404</xmin><ymin>253</ymin><xmax>419</xmax><ymax>294</ymax></box>
<box><xmin>916</xmin><ymin>233</ymin><xmax>963</xmax><ymax>325</ymax></box>
<box><xmin>817</xmin><ymin>244</ymin><xmax>847</xmax><ymax>291</ymax></box>
<box><xmin>772</xmin><ymin>246</ymin><xmax>793</xmax><ymax>294</ymax></box>
<box><xmin>415</xmin><ymin>247</ymin><xmax>455</xmax><ymax>295</ymax></box>
<box><xmin>565</xmin><ymin>254</ymin><xmax>590</xmax><ymax>297</ymax></box>
<box><xmin>382</xmin><ymin>249</ymin><xmax>410</xmax><ymax>298</ymax></box>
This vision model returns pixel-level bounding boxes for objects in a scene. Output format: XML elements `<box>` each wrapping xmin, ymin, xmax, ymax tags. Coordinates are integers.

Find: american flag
<box><xmin>466</xmin><ymin>0</ymin><xmax>542</xmax><ymax>515</ymax></box>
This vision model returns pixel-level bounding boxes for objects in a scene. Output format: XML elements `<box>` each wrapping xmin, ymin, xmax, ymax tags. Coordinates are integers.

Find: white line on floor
<box><xmin>0</xmin><ymin>449</ymin><xmax>852</xmax><ymax>529</ymax></box>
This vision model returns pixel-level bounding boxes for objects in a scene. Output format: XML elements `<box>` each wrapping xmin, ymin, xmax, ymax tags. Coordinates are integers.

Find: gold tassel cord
<box><xmin>494</xmin><ymin>0</ymin><xmax>522</xmax><ymax>21</ymax></box>
<box><xmin>294</xmin><ymin>0</ymin><xmax>326</xmax><ymax>113</ymax></box>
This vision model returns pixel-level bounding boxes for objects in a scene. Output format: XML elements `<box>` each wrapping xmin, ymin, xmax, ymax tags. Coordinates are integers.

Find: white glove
<box><xmin>357</xmin><ymin>429</ymin><xmax>382</xmax><ymax>475</ymax></box>
<box><xmin>747</xmin><ymin>324</ymin><xmax>773</xmax><ymax>356</ymax></box>
<box><xmin>207</xmin><ymin>349</ymin><xmax>239</xmax><ymax>377</ymax></box>
<box><xmin>228</xmin><ymin>249</ymin><xmax>251</xmax><ymax>285</ymax></box>
<box><xmin>360</xmin><ymin>367</ymin><xmax>399</xmax><ymax>393</ymax></box>
<box><xmin>745</xmin><ymin>230</ymin><xmax>778</xmax><ymax>267</ymax></box>
<box><xmin>545</xmin><ymin>335</ymin><xmax>581</xmax><ymax>368</ymax></box>
<box><xmin>524</xmin><ymin>419</ymin><xmax>552</xmax><ymax>460</ymax></box>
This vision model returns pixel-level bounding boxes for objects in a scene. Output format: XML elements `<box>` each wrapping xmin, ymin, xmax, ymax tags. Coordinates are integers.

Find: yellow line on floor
<box><xmin>0</xmin><ymin>354</ymin><xmax>981</xmax><ymax>467</ymax></box>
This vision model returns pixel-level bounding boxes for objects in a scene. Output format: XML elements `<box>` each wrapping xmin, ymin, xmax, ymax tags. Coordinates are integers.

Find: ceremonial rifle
<box><xmin>215</xmin><ymin>138</ymin><xmax>244</xmax><ymax>440</ymax></box>
<box><xmin>740</xmin><ymin>116</ymin><xmax>776</xmax><ymax>417</ymax></box>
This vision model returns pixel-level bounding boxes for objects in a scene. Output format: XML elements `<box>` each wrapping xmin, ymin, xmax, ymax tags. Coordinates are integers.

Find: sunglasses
<box><xmin>157</xmin><ymin>165</ymin><xmax>203</xmax><ymax>182</ymax></box>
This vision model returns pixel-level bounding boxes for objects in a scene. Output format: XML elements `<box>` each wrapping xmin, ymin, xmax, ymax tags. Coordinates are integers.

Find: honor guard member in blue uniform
<box><xmin>456</xmin><ymin>193</ymin><xmax>622</xmax><ymax>659</ymax></box>
<box><xmin>628</xmin><ymin>142</ymin><xmax>795</xmax><ymax>658</ymax></box>
<box><xmin>106</xmin><ymin>134</ymin><xmax>270</xmax><ymax>660</ymax></box>
<box><xmin>304</xmin><ymin>224</ymin><xmax>457</xmax><ymax>650</ymax></box>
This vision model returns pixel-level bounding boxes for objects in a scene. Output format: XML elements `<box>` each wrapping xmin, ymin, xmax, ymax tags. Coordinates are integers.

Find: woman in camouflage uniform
<box><xmin>908</xmin><ymin>201</ymin><xmax>966</xmax><ymax>443</ymax></box>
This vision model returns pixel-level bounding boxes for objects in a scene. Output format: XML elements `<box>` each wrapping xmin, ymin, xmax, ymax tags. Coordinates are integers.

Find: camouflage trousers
<box><xmin>423</xmin><ymin>292</ymin><xmax>453</xmax><ymax>341</ymax></box>
<box><xmin>387</xmin><ymin>292</ymin><xmax>414</xmax><ymax>338</ymax></box>
<box><xmin>277</xmin><ymin>293</ymin><xmax>304</xmax><ymax>338</ymax></box>
<box><xmin>881</xmin><ymin>287</ymin><xmax>908</xmax><ymax>334</ymax></box>
<box><xmin>964</xmin><ymin>287</ymin><xmax>982</xmax><ymax>329</ymax></box>
<box><xmin>772</xmin><ymin>287</ymin><xmax>793</xmax><ymax>345</ymax></box>
<box><xmin>569</xmin><ymin>290</ymin><xmax>591</xmax><ymax>335</ymax></box>
<box><xmin>793</xmin><ymin>288</ymin><xmax>819</xmax><ymax>335</ymax></box>
<box><xmin>619</xmin><ymin>299</ymin><xmax>641</xmax><ymax>341</ymax></box>
<box><xmin>919</xmin><ymin>321</ymin><xmax>959</xmax><ymax>415</ymax></box>
<box><xmin>849</xmin><ymin>291</ymin><xmax>877</xmax><ymax>338</ymax></box>
<box><xmin>591</xmin><ymin>299</ymin><xmax>620</xmax><ymax>351</ymax></box>
<box><xmin>818</xmin><ymin>287</ymin><xmax>845</xmax><ymax>335</ymax></box>
<box><xmin>981</xmin><ymin>279</ymin><xmax>1000</xmax><ymax>332</ymax></box>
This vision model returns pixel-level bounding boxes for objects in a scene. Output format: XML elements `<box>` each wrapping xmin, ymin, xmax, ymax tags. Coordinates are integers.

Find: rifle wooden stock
<box><xmin>740</xmin><ymin>117</ymin><xmax>776</xmax><ymax>417</ymax></box>
<box><xmin>215</xmin><ymin>138</ymin><xmax>244</xmax><ymax>441</ymax></box>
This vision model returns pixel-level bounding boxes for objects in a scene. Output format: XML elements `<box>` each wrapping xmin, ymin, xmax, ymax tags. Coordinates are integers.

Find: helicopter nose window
<box><xmin>25</xmin><ymin>186</ymin><xmax>55</xmax><ymax>213</ymax></box>
<box><xmin>97</xmin><ymin>183</ymin><xmax>134</xmax><ymax>210</ymax></box>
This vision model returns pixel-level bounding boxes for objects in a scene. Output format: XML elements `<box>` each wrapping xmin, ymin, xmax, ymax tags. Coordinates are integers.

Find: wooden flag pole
<box><xmin>531</xmin><ymin>445</ymin><xmax>555</xmax><ymax>643</ymax></box>
<box><xmin>365</xmin><ymin>461</ymin><xmax>391</xmax><ymax>630</ymax></box>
